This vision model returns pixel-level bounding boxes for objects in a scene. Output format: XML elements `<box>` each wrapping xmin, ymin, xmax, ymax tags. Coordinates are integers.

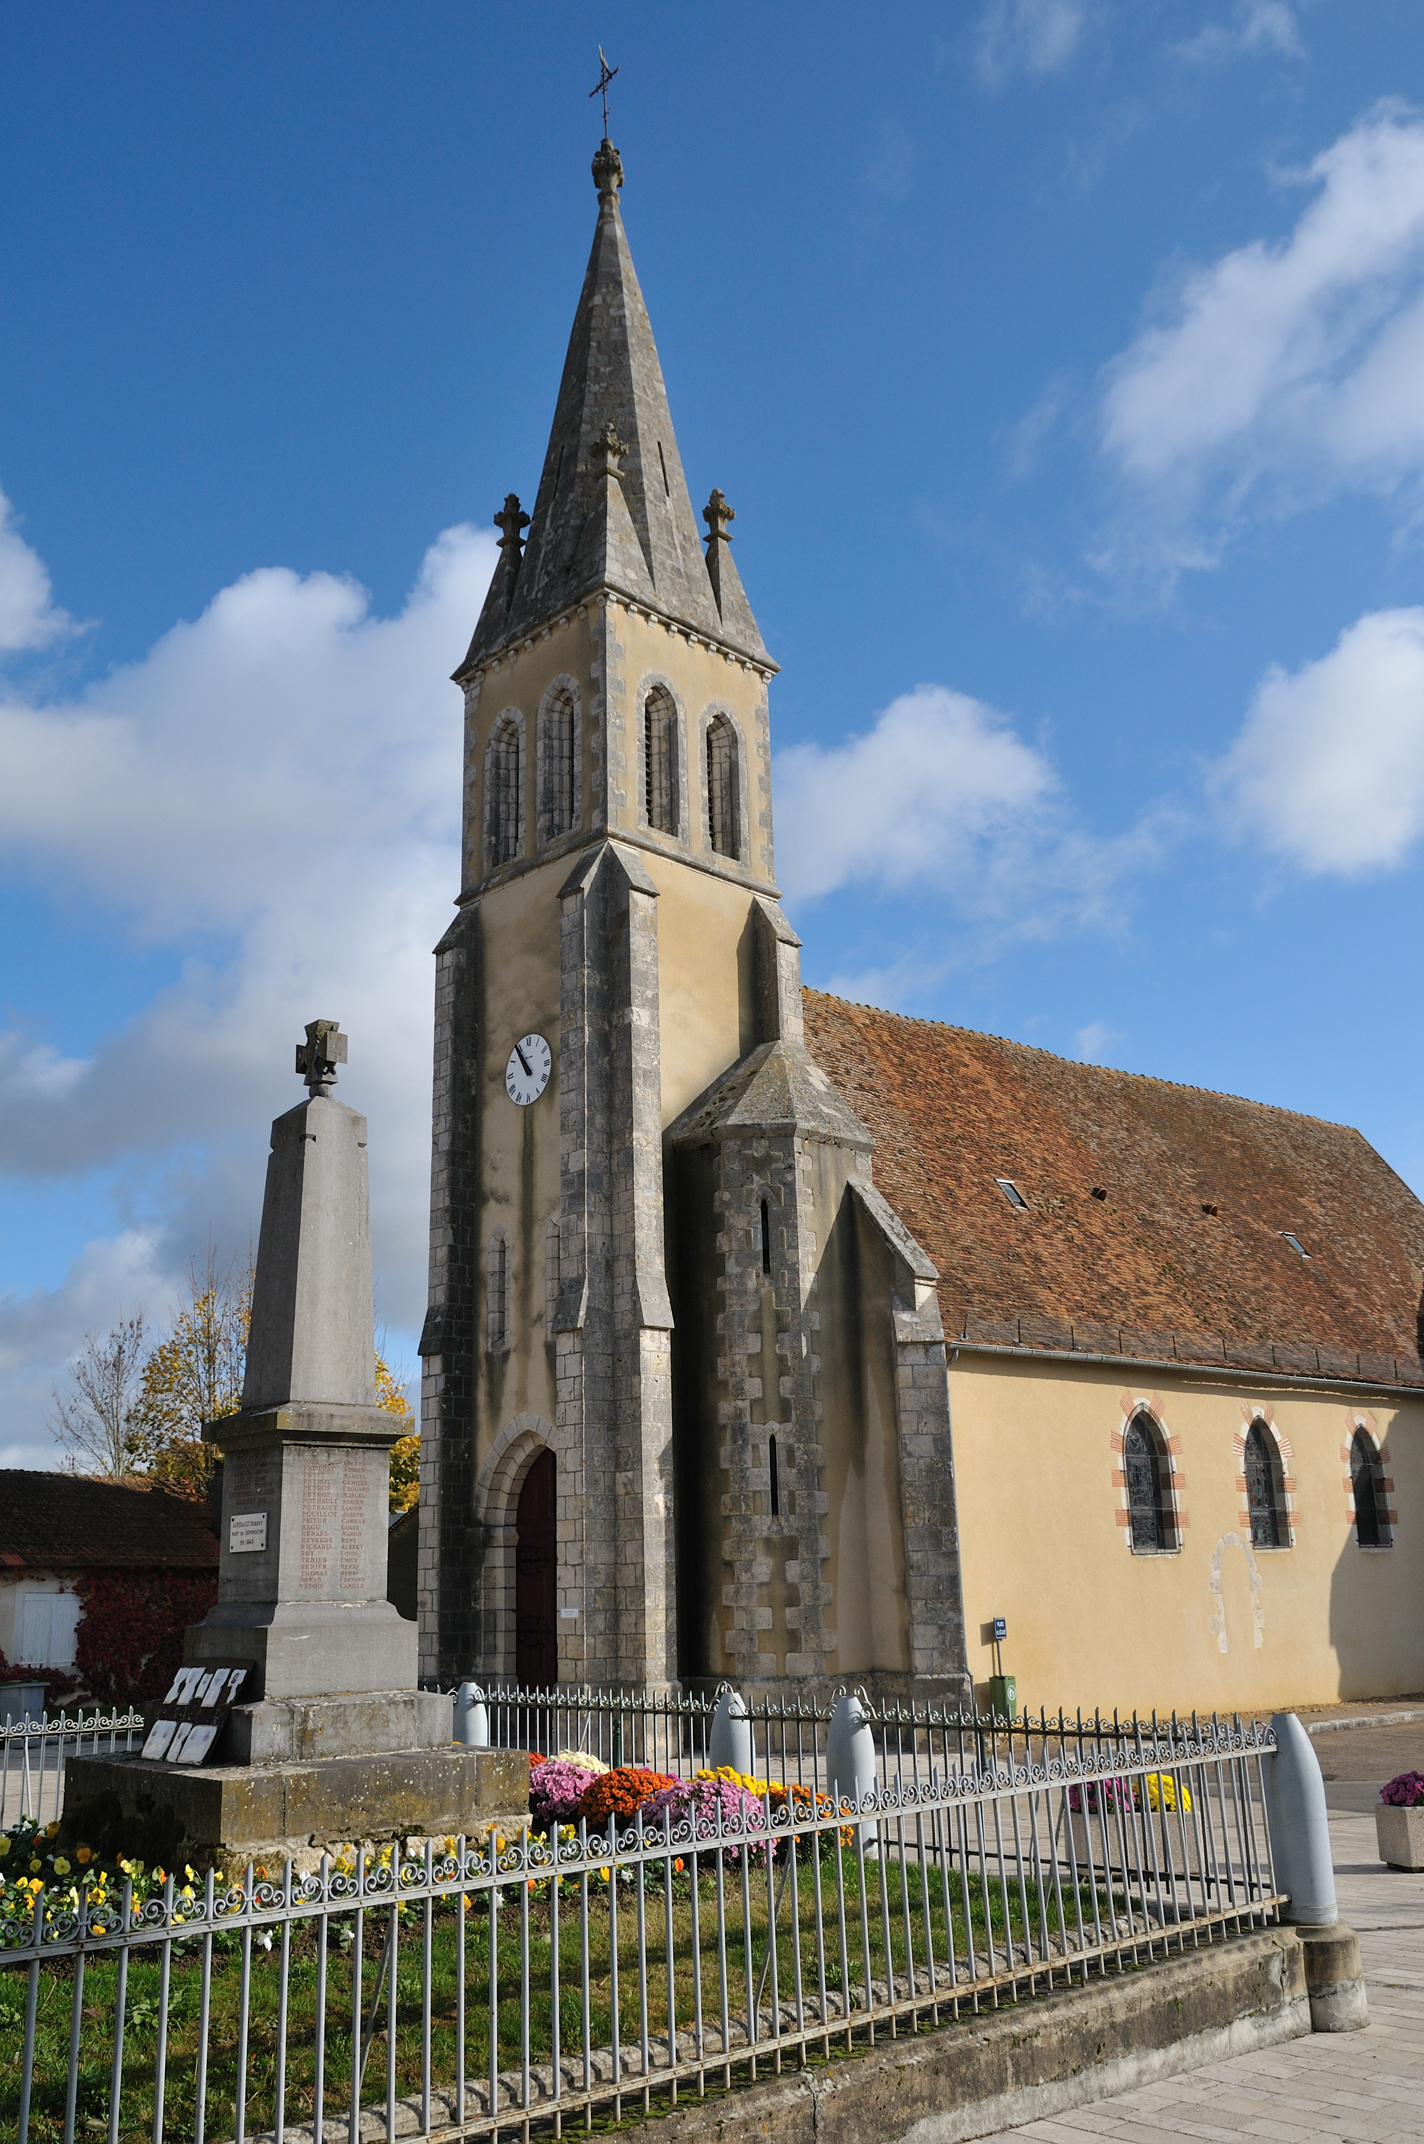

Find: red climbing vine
<box><xmin>73</xmin><ymin>1569</ymin><xmax>218</xmax><ymax>1704</ymax></box>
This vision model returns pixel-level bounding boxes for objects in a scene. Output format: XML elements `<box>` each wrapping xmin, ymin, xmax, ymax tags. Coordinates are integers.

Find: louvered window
<box><xmin>487</xmin><ymin>717</ymin><xmax>524</xmax><ymax>866</ymax></box>
<box><xmin>540</xmin><ymin>687</ymin><xmax>577</xmax><ymax>843</ymax></box>
<box><xmin>644</xmin><ymin>686</ymin><xmax>677</xmax><ymax>833</ymax></box>
<box><xmin>706</xmin><ymin>714</ymin><xmax>739</xmax><ymax>857</ymax></box>
<box><xmin>1245</xmin><ymin>1421</ymin><xmax>1283</xmax><ymax>1548</ymax></box>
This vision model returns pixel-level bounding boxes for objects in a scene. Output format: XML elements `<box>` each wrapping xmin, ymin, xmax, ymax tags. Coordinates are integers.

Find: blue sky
<box><xmin>5</xmin><ymin>1</ymin><xmax>1424</xmax><ymax>1464</ymax></box>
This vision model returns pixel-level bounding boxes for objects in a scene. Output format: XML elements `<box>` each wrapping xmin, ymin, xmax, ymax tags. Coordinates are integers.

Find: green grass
<box><xmin>3</xmin><ymin>1847</ymin><xmax>1096</xmax><ymax>2142</ymax></box>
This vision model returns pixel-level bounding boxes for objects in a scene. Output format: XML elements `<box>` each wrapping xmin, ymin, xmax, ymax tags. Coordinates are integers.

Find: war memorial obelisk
<box><xmin>63</xmin><ymin>1023</ymin><xmax>523</xmax><ymax>1868</ymax></box>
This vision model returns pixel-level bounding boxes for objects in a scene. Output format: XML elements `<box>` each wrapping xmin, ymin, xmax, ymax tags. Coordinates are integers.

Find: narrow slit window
<box><xmin>706</xmin><ymin>714</ymin><xmax>739</xmax><ymax>857</ymax></box>
<box><xmin>995</xmin><ymin>1178</ymin><xmax>1029</xmax><ymax>1211</ymax></box>
<box><xmin>545</xmin><ymin>1217</ymin><xmax>561</xmax><ymax>1330</ymax></box>
<box><xmin>760</xmin><ymin>1198</ymin><xmax>772</xmax><ymax>1274</ymax></box>
<box><xmin>769</xmin><ymin>1434</ymin><xmax>780</xmax><ymax>1517</ymax></box>
<box><xmin>487</xmin><ymin>1234</ymin><xmax>508</xmax><ymax>1351</ymax></box>
<box><xmin>643</xmin><ymin>685</ymin><xmax>677</xmax><ymax>833</ymax></box>
<box><xmin>657</xmin><ymin>440</ymin><xmax>671</xmax><ymax>496</ymax></box>
<box><xmin>1245</xmin><ymin>1420</ymin><xmax>1283</xmax><ymax>1548</ymax></box>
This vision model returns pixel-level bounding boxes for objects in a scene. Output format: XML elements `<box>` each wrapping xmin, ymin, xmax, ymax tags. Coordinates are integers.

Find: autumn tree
<box><xmin>130</xmin><ymin>1248</ymin><xmax>253</xmax><ymax>1498</ymax></box>
<box><xmin>379</xmin><ymin>1353</ymin><xmax>419</xmax><ymax>1513</ymax></box>
<box><xmin>49</xmin><ymin>1311</ymin><xmax>150</xmax><ymax>1476</ymax></box>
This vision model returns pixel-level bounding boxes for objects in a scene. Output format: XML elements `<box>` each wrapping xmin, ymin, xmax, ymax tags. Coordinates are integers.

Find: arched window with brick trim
<box><xmin>539</xmin><ymin>685</ymin><xmax>578</xmax><ymax>844</ymax></box>
<box><xmin>643</xmin><ymin>685</ymin><xmax>677</xmax><ymax>834</ymax></box>
<box><xmin>1124</xmin><ymin>1411</ymin><xmax>1173</xmax><ymax>1552</ymax></box>
<box><xmin>1245</xmin><ymin>1420</ymin><xmax>1285</xmax><ymax>1548</ymax></box>
<box><xmin>1350</xmin><ymin>1428</ymin><xmax>1389</xmax><ymax>1546</ymax></box>
<box><xmin>706</xmin><ymin>713</ymin><xmax>739</xmax><ymax>858</ymax></box>
<box><xmin>487</xmin><ymin>715</ymin><xmax>524</xmax><ymax>867</ymax></box>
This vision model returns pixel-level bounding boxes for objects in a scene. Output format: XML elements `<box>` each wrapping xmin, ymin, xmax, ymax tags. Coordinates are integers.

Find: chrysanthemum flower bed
<box><xmin>1380</xmin><ymin>1769</ymin><xmax>1424</xmax><ymax>1807</ymax></box>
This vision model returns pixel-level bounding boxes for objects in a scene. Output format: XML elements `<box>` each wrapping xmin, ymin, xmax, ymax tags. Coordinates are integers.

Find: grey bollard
<box><xmin>1265</xmin><ymin>1712</ymin><xmax>1337</xmax><ymax>1924</ymax></box>
<box><xmin>827</xmin><ymin>1690</ymin><xmax>879</xmax><ymax>1851</ymax></box>
<box><xmin>709</xmin><ymin>1687</ymin><xmax>754</xmax><ymax>1777</ymax></box>
<box><xmin>454</xmin><ymin>1682</ymin><xmax>489</xmax><ymax>1749</ymax></box>
<box><xmin>1266</xmin><ymin>1711</ymin><xmax>1368</xmax><ymax>2031</ymax></box>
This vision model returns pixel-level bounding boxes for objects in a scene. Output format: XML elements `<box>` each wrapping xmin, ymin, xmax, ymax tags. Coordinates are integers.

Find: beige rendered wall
<box><xmin>950</xmin><ymin>1354</ymin><xmax>1424</xmax><ymax>1716</ymax></box>
<box><xmin>470</xmin><ymin>856</ymin><xmax>567</xmax><ymax>1456</ymax></box>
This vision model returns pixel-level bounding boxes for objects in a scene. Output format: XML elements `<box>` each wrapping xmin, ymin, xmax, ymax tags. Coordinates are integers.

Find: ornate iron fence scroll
<box><xmin>3</xmin><ymin>1710</ymin><xmax>1281</xmax><ymax>2144</ymax></box>
<box><xmin>0</xmin><ymin>1711</ymin><xmax>144</xmax><ymax>1829</ymax></box>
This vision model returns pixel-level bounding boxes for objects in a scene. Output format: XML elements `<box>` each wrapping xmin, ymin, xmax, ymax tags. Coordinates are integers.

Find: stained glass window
<box><xmin>1125</xmin><ymin>1414</ymin><xmax>1169</xmax><ymax>1552</ymax></box>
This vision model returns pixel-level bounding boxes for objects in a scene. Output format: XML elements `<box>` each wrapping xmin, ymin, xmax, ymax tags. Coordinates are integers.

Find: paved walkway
<box><xmin>983</xmin><ymin>1801</ymin><xmax>1424</xmax><ymax>2144</ymax></box>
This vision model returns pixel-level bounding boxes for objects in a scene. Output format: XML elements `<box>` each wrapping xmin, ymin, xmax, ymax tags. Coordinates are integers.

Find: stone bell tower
<box><xmin>420</xmin><ymin>136</ymin><xmax>969</xmax><ymax>1704</ymax></box>
<box><xmin>418</xmin><ymin>135</ymin><xmax>789</xmax><ymax>1690</ymax></box>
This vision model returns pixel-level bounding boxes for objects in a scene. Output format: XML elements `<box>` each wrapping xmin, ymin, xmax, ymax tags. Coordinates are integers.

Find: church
<box><xmin>416</xmin><ymin>136</ymin><xmax>1424</xmax><ymax>1718</ymax></box>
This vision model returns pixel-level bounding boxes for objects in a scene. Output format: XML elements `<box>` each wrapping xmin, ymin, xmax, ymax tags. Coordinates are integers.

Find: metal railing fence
<box><xmin>0</xmin><ymin>1713</ymin><xmax>145</xmax><ymax>1829</ymax></box>
<box><xmin>3</xmin><ymin>1714</ymin><xmax>1281</xmax><ymax>2144</ymax></box>
<box><xmin>439</xmin><ymin>1678</ymin><xmax>1252</xmax><ymax>1795</ymax></box>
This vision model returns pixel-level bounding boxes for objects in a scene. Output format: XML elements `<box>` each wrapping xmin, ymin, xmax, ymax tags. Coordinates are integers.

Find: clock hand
<box><xmin>515</xmin><ymin>1043</ymin><xmax>533</xmax><ymax>1078</ymax></box>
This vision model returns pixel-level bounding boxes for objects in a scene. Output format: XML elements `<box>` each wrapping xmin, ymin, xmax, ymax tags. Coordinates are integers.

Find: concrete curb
<box><xmin>1304</xmin><ymin>1706</ymin><xmax>1424</xmax><ymax>1735</ymax></box>
<box><xmin>592</xmin><ymin>1929</ymin><xmax>1309</xmax><ymax>2144</ymax></box>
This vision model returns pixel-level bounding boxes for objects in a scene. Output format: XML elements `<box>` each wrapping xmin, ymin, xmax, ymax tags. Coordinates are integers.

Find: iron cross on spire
<box><xmin>589</xmin><ymin>46</ymin><xmax>619</xmax><ymax>135</ymax></box>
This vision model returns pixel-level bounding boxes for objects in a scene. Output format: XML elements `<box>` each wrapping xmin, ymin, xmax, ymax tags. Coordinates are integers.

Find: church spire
<box><xmin>458</xmin><ymin>140</ymin><xmax>768</xmax><ymax>674</ymax></box>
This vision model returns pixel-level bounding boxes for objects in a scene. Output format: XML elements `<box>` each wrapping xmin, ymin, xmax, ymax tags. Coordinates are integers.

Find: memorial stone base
<box><xmin>62</xmin><ymin>1740</ymin><xmax>529</xmax><ymax>1872</ymax></box>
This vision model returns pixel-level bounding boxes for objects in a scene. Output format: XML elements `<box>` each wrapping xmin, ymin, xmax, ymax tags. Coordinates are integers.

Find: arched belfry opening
<box><xmin>515</xmin><ymin>1448</ymin><xmax>558</xmax><ymax>1684</ymax></box>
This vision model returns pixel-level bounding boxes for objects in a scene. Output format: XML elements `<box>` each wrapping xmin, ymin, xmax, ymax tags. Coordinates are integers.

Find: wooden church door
<box><xmin>515</xmin><ymin>1449</ymin><xmax>557</xmax><ymax>1685</ymax></box>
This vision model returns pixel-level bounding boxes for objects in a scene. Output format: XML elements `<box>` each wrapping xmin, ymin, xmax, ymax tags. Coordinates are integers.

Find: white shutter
<box><xmin>20</xmin><ymin>1593</ymin><xmax>53</xmax><ymax>1664</ymax></box>
<box><xmin>50</xmin><ymin>1592</ymin><xmax>80</xmax><ymax>1668</ymax></box>
<box><xmin>18</xmin><ymin>1591</ymin><xmax>80</xmax><ymax>1668</ymax></box>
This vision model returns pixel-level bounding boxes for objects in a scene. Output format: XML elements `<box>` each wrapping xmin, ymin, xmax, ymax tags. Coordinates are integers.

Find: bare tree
<box><xmin>49</xmin><ymin>1312</ymin><xmax>150</xmax><ymax>1476</ymax></box>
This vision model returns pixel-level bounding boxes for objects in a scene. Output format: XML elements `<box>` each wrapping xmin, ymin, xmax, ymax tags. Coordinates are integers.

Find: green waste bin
<box><xmin>988</xmin><ymin>1673</ymin><xmax>1017</xmax><ymax>1722</ymax></box>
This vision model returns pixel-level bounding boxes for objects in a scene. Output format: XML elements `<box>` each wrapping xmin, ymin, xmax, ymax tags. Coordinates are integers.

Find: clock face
<box><xmin>505</xmin><ymin>1032</ymin><xmax>552</xmax><ymax>1107</ymax></box>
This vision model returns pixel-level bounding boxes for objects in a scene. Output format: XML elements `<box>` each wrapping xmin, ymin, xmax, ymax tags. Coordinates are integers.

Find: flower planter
<box><xmin>1375</xmin><ymin>1803</ymin><xmax>1424</xmax><ymax>1870</ymax></box>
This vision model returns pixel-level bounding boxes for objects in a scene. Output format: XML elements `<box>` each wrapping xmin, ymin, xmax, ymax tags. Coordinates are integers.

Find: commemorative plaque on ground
<box><xmin>62</xmin><ymin>1022</ymin><xmax>526</xmax><ymax>1866</ymax></box>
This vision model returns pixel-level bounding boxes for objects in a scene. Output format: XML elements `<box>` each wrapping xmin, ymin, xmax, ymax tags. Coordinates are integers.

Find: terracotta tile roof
<box><xmin>802</xmin><ymin>991</ymin><xmax>1424</xmax><ymax>1388</ymax></box>
<box><xmin>0</xmin><ymin>1473</ymin><xmax>219</xmax><ymax>1572</ymax></box>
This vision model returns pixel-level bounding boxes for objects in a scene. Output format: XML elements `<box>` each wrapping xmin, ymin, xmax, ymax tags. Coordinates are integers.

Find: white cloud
<box><xmin>0</xmin><ymin>1232</ymin><xmax>165</xmax><ymax>1470</ymax></box>
<box><xmin>0</xmin><ymin>486</ymin><xmax>73</xmax><ymax>653</ymax></box>
<box><xmin>1213</xmin><ymin>607</ymin><xmax>1424</xmax><ymax>877</ymax></box>
<box><xmin>0</xmin><ymin>516</ymin><xmax>497</xmax><ymax>1459</ymax></box>
<box><xmin>774</xmin><ymin>683</ymin><xmax>1159</xmax><ymax>942</ymax></box>
<box><xmin>1099</xmin><ymin>106</ymin><xmax>1424</xmax><ymax>565</ymax></box>
<box><xmin>1175</xmin><ymin>2</ymin><xmax>1302</xmax><ymax>65</ymax></box>
<box><xmin>1074</xmin><ymin>1019</ymin><xmax>1123</xmax><ymax>1062</ymax></box>
<box><xmin>975</xmin><ymin>0</ymin><xmax>1087</xmax><ymax>87</ymax></box>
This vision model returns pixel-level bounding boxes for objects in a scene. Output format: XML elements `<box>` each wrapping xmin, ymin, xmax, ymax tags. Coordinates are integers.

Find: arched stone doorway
<box><xmin>515</xmin><ymin>1448</ymin><xmax>557</xmax><ymax>1685</ymax></box>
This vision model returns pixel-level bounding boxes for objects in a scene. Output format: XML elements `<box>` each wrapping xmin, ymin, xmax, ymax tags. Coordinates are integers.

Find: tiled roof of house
<box><xmin>0</xmin><ymin>1473</ymin><xmax>219</xmax><ymax>1572</ymax></box>
<box><xmin>802</xmin><ymin>991</ymin><xmax>1424</xmax><ymax>1388</ymax></box>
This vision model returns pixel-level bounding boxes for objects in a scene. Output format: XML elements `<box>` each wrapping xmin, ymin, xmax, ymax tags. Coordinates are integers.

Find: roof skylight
<box><xmin>994</xmin><ymin>1178</ymin><xmax>1029</xmax><ymax>1211</ymax></box>
<box><xmin>1279</xmin><ymin>1231</ymin><xmax>1310</xmax><ymax>1259</ymax></box>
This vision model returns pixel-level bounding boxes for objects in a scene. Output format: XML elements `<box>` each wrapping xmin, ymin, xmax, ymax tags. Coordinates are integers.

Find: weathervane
<box><xmin>589</xmin><ymin>45</ymin><xmax>619</xmax><ymax>135</ymax></box>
